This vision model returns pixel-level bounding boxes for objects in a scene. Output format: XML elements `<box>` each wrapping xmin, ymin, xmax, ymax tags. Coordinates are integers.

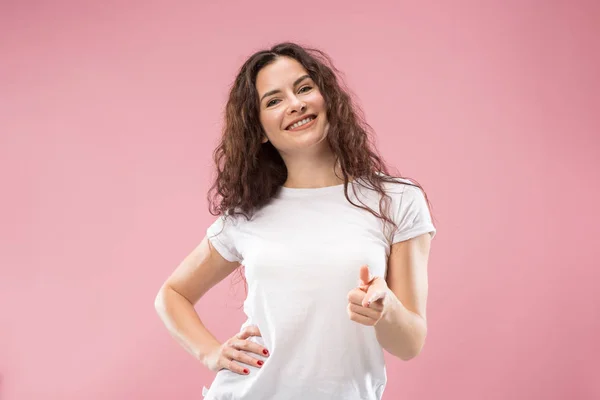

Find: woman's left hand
<box><xmin>346</xmin><ymin>265</ymin><xmax>390</xmax><ymax>326</ymax></box>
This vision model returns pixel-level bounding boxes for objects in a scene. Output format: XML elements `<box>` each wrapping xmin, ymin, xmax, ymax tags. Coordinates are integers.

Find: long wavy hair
<box><xmin>207</xmin><ymin>42</ymin><xmax>434</xmax><ymax>287</ymax></box>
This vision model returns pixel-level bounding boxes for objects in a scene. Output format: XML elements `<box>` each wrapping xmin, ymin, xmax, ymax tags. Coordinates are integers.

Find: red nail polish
<box><xmin>263</xmin><ymin>349</ymin><xmax>269</xmax><ymax>355</ymax></box>
<box><xmin>243</xmin><ymin>369</ymin><xmax>249</xmax><ymax>374</ymax></box>
<box><xmin>257</xmin><ymin>360</ymin><xmax>264</xmax><ymax>366</ymax></box>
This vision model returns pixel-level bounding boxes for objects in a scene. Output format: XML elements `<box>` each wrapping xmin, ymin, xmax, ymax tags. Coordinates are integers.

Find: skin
<box><xmin>154</xmin><ymin>56</ymin><xmax>431</xmax><ymax>376</ymax></box>
<box><xmin>257</xmin><ymin>56</ymin><xmax>431</xmax><ymax>360</ymax></box>
<box><xmin>348</xmin><ymin>232</ymin><xmax>432</xmax><ymax>361</ymax></box>
<box><xmin>256</xmin><ymin>56</ymin><xmax>344</xmax><ymax>188</ymax></box>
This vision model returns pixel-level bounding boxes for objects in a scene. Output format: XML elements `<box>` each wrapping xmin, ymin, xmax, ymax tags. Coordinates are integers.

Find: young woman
<box><xmin>155</xmin><ymin>42</ymin><xmax>437</xmax><ymax>400</ymax></box>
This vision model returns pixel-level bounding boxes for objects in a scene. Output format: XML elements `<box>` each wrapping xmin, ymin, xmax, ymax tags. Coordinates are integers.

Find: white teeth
<box><xmin>288</xmin><ymin>116</ymin><xmax>315</xmax><ymax>130</ymax></box>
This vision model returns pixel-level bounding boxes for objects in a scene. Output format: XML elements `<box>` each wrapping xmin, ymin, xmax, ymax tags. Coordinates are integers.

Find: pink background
<box><xmin>1</xmin><ymin>1</ymin><xmax>599</xmax><ymax>399</ymax></box>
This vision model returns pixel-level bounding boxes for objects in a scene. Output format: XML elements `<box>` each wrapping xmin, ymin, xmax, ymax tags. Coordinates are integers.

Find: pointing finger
<box><xmin>359</xmin><ymin>265</ymin><xmax>372</xmax><ymax>286</ymax></box>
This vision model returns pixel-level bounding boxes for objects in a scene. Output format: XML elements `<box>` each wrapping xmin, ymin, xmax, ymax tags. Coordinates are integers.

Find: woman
<box><xmin>154</xmin><ymin>42</ymin><xmax>436</xmax><ymax>400</ymax></box>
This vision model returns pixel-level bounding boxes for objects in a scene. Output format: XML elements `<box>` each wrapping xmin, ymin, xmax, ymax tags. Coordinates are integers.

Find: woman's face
<box><xmin>256</xmin><ymin>56</ymin><xmax>329</xmax><ymax>155</ymax></box>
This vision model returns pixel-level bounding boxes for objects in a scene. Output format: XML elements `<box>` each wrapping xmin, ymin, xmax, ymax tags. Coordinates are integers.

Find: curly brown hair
<box><xmin>208</xmin><ymin>41</ymin><xmax>434</xmax><ymax>261</ymax></box>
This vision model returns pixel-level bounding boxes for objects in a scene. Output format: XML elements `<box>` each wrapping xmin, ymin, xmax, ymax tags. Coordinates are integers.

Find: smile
<box><xmin>286</xmin><ymin>115</ymin><xmax>317</xmax><ymax>131</ymax></box>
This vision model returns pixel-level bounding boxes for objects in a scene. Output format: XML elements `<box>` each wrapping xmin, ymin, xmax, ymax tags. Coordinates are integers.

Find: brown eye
<box><xmin>266</xmin><ymin>86</ymin><xmax>311</xmax><ymax>108</ymax></box>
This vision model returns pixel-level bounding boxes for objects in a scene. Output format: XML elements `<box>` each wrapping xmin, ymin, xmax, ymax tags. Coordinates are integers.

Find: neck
<box><xmin>282</xmin><ymin>150</ymin><xmax>349</xmax><ymax>189</ymax></box>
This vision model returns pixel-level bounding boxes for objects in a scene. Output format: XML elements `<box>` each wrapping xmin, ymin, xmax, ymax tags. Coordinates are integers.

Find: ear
<box><xmin>261</xmin><ymin>136</ymin><xmax>269</xmax><ymax>144</ymax></box>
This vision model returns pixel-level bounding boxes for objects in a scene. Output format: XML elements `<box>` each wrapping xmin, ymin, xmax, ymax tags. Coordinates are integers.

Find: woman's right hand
<box><xmin>204</xmin><ymin>325</ymin><xmax>270</xmax><ymax>375</ymax></box>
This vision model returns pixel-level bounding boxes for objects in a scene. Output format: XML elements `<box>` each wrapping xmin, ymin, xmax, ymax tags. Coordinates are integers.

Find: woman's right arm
<box><xmin>154</xmin><ymin>235</ymin><xmax>240</xmax><ymax>365</ymax></box>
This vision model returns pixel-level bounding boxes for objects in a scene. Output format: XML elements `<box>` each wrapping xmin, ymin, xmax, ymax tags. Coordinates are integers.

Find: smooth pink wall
<box><xmin>1</xmin><ymin>1</ymin><xmax>599</xmax><ymax>399</ymax></box>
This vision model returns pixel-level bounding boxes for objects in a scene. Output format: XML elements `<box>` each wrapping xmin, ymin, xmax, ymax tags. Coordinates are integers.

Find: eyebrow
<box><xmin>259</xmin><ymin>74</ymin><xmax>311</xmax><ymax>103</ymax></box>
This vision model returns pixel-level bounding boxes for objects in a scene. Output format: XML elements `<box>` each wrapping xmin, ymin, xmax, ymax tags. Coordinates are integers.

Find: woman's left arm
<box><xmin>375</xmin><ymin>232</ymin><xmax>432</xmax><ymax>361</ymax></box>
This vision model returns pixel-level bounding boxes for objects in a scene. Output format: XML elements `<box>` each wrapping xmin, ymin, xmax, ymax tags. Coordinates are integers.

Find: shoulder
<box><xmin>208</xmin><ymin>207</ymin><xmax>249</xmax><ymax>232</ymax></box>
<box><xmin>367</xmin><ymin>174</ymin><xmax>430</xmax><ymax>216</ymax></box>
<box><xmin>369</xmin><ymin>172</ymin><xmax>420</xmax><ymax>197</ymax></box>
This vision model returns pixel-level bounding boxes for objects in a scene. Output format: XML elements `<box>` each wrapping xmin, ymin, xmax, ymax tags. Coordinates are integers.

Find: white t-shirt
<box><xmin>202</xmin><ymin>177</ymin><xmax>436</xmax><ymax>400</ymax></box>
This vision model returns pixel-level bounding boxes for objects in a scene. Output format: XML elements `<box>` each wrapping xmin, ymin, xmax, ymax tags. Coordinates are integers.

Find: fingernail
<box><xmin>263</xmin><ymin>349</ymin><xmax>269</xmax><ymax>355</ymax></box>
<box><xmin>257</xmin><ymin>360</ymin><xmax>264</xmax><ymax>366</ymax></box>
<box><xmin>243</xmin><ymin>368</ymin><xmax>249</xmax><ymax>374</ymax></box>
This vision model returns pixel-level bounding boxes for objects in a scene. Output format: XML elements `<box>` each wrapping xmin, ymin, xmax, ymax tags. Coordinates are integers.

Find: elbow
<box><xmin>400</xmin><ymin>343</ymin><xmax>424</xmax><ymax>361</ymax></box>
<box><xmin>154</xmin><ymin>285</ymin><xmax>169</xmax><ymax>313</ymax></box>
<box><xmin>154</xmin><ymin>293</ymin><xmax>162</xmax><ymax>312</ymax></box>
<box><xmin>400</xmin><ymin>329</ymin><xmax>427</xmax><ymax>361</ymax></box>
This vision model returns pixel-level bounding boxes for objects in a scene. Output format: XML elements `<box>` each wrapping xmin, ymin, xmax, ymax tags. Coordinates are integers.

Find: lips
<box><xmin>285</xmin><ymin>114</ymin><xmax>317</xmax><ymax>130</ymax></box>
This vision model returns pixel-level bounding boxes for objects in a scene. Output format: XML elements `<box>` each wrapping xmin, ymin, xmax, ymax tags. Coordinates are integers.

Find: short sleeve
<box><xmin>206</xmin><ymin>214</ymin><xmax>243</xmax><ymax>263</ymax></box>
<box><xmin>392</xmin><ymin>184</ymin><xmax>436</xmax><ymax>244</ymax></box>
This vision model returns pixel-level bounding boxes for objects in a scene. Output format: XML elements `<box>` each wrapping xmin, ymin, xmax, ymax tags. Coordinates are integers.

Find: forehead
<box><xmin>255</xmin><ymin>57</ymin><xmax>309</xmax><ymax>92</ymax></box>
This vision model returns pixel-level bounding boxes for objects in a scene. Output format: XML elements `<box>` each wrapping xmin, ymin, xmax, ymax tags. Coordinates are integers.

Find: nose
<box><xmin>287</xmin><ymin>96</ymin><xmax>306</xmax><ymax>114</ymax></box>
